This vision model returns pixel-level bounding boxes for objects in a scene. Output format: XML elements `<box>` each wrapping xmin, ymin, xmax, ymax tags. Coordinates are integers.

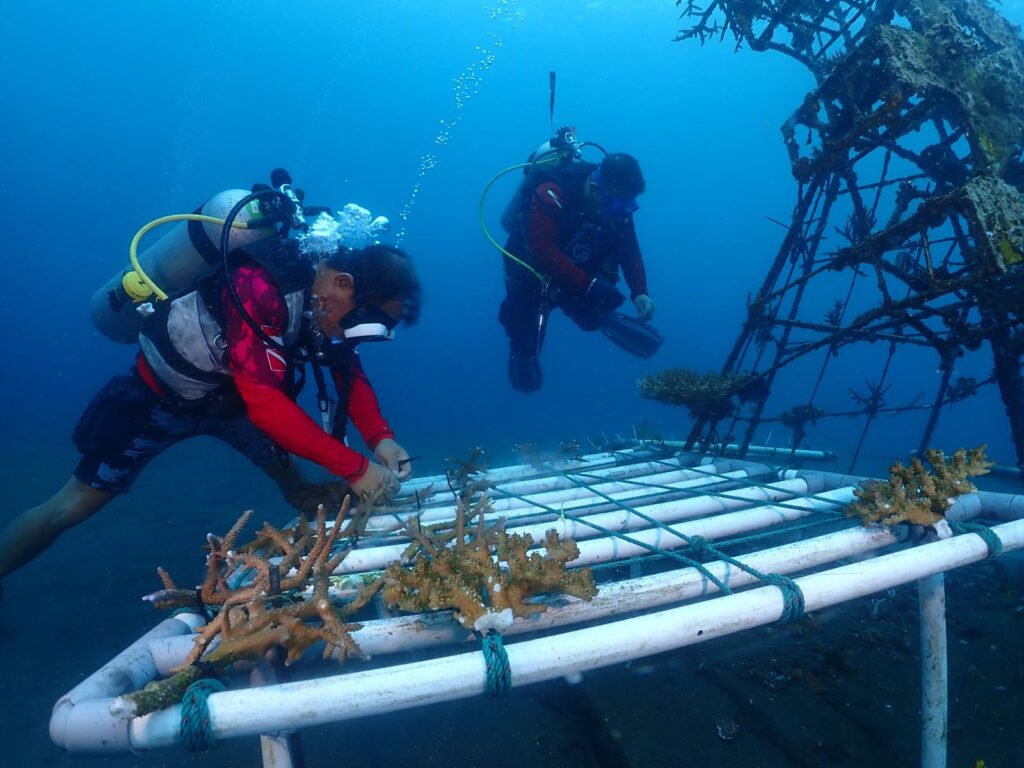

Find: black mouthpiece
<box><xmin>270</xmin><ymin>168</ymin><xmax>292</xmax><ymax>188</ymax></box>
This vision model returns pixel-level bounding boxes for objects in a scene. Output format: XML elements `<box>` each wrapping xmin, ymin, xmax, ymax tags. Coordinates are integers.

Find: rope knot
<box><xmin>180</xmin><ymin>678</ymin><xmax>225</xmax><ymax>752</ymax></box>
<box><xmin>688</xmin><ymin>535</ymin><xmax>713</xmax><ymax>559</ymax></box>
<box><xmin>475</xmin><ymin>629</ymin><xmax>511</xmax><ymax>698</ymax></box>
<box><xmin>948</xmin><ymin>520</ymin><xmax>1003</xmax><ymax>557</ymax></box>
<box><xmin>762</xmin><ymin>573</ymin><xmax>806</xmax><ymax>624</ymax></box>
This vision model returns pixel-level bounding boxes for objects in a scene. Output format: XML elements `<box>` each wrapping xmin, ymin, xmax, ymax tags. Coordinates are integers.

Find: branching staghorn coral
<box><xmin>844</xmin><ymin>445</ymin><xmax>993</xmax><ymax>526</ymax></box>
<box><xmin>445</xmin><ymin>446</ymin><xmax>490</xmax><ymax>492</ymax></box>
<box><xmin>113</xmin><ymin>500</ymin><xmax>381</xmax><ymax>718</ymax></box>
<box><xmin>382</xmin><ymin>488</ymin><xmax>597</xmax><ymax>632</ymax></box>
<box><xmin>638</xmin><ymin>368</ymin><xmax>756</xmax><ymax>421</ymax></box>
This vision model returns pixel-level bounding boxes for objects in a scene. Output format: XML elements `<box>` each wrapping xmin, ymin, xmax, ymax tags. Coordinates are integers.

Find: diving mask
<box><xmin>592</xmin><ymin>167</ymin><xmax>639</xmax><ymax>222</ymax></box>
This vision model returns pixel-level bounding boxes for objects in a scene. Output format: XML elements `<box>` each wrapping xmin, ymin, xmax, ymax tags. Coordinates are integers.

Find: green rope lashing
<box><xmin>949</xmin><ymin>520</ymin><xmax>1004</xmax><ymax>557</ymax></box>
<box><xmin>477</xmin><ymin>630</ymin><xmax>512</xmax><ymax>697</ymax></box>
<box><xmin>762</xmin><ymin>573</ymin><xmax>806</xmax><ymax>624</ymax></box>
<box><xmin>180</xmin><ymin>678</ymin><xmax>225</xmax><ymax>752</ymax></box>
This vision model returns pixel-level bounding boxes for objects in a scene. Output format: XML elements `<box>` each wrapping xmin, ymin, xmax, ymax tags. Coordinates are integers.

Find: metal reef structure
<box><xmin>675</xmin><ymin>0</ymin><xmax>1024</xmax><ymax>472</ymax></box>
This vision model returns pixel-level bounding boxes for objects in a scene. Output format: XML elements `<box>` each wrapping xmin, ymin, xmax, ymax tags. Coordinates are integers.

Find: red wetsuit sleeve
<box><xmin>618</xmin><ymin>218</ymin><xmax>649</xmax><ymax>299</ymax></box>
<box><xmin>330</xmin><ymin>355</ymin><xmax>395</xmax><ymax>450</ymax></box>
<box><xmin>526</xmin><ymin>181</ymin><xmax>593</xmax><ymax>296</ymax></box>
<box><xmin>224</xmin><ymin>263</ymin><xmax>369</xmax><ymax>481</ymax></box>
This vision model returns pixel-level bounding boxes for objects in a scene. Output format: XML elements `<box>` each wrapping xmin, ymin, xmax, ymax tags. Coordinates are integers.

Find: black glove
<box><xmin>585</xmin><ymin>278</ymin><xmax>626</xmax><ymax>313</ymax></box>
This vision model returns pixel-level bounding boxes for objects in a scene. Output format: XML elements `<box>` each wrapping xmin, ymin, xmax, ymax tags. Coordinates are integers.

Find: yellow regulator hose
<box><xmin>124</xmin><ymin>214</ymin><xmax>250</xmax><ymax>302</ymax></box>
<box><xmin>478</xmin><ymin>151</ymin><xmax>567</xmax><ymax>284</ymax></box>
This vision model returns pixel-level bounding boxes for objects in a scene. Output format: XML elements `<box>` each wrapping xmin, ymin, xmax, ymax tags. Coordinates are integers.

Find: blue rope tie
<box><xmin>687</xmin><ymin>535</ymin><xmax>715</xmax><ymax>560</ymax></box>
<box><xmin>180</xmin><ymin>678</ymin><xmax>225</xmax><ymax>752</ymax></box>
<box><xmin>949</xmin><ymin>520</ymin><xmax>1004</xmax><ymax>557</ymax></box>
<box><xmin>477</xmin><ymin>630</ymin><xmax>511</xmax><ymax>698</ymax></box>
<box><xmin>762</xmin><ymin>573</ymin><xmax>806</xmax><ymax>624</ymax></box>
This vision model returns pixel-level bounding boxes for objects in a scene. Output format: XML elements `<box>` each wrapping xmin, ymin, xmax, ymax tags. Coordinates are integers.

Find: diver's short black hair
<box><xmin>322</xmin><ymin>244</ymin><xmax>422</xmax><ymax>325</ymax></box>
<box><xmin>599</xmin><ymin>152</ymin><xmax>645</xmax><ymax>198</ymax></box>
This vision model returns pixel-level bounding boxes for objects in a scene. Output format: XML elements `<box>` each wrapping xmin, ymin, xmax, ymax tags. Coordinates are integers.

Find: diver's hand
<box><xmin>282</xmin><ymin>479</ymin><xmax>352</xmax><ymax>516</ymax></box>
<box><xmin>585</xmin><ymin>278</ymin><xmax>625</xmax><ymax>313</ymax></box>
<box><xmin>351</xmin><ymin>462</ymin><xmax>401</xmax><ymax>504</ymax></box>
<box><xmin>633</xmin><ymin>294</ymin><xmax>655</xmax><ymax>323</ymax></box>
<box><xmin>374</xmin><ymin>438</ymin><xmax>413</xmax><ymax>481</ymax></box>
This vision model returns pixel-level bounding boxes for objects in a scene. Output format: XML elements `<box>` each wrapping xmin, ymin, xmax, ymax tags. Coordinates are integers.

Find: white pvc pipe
<box><xmin>372</xmin><ymin>468</ymin><xmax>750</xmax><ymax>533</ymax></box>
<box><xmin>973</xmin><ymin>491</ymin><xmax>1024</xmax><ymax>521</ymax></box>
<box><xmin>399</xmin><ymin>443</ymin><xmax>813</xmax><ymax>498</ymax></box>
<box><xmin>336</xmin><ymin>480</ymin><xmax>850</xmax><ymax>575</ymax></box>
<box><xmin>466</xmin><ymin>457</ymin><xmax>773</xmax><ymax>501</ymax></box>
<box><xmin>399</xmin><ymin>447</ymin><xmax>657</xmax><ymax>493</ymax></box>
<box><xmin>443</xmin><ymin>464</ymin><xmax>733</xmax><ymax>515</ymax></box>
<box><xmin>661</xmin><ymin>441</ymin><xmax>836</xmax><ymax>461</ymax></box>
<box><xmin>251</xmin><ymin>663</ymin><xmax>302</xmax><ymax>768</ymax></box>
<box><xmin>781</xmin><ymin>468</ymin><xmax>869</xmax><ymax>492</ymax></box>
<box><xmin>119</xmin><ymin>519</ymin><xmax>1024</xmax><ymax>751</ymax></box>
<box><xmin>487</xmin><ymin>456</ymin><xmax>707</xmax><ymax>498</ymax></box>
<box><xmin>919</xmin><ymin>572</ymin><xmax>948</xmax><ymax>768</ymax></box>
<box><xmin>393</xmin><ymin>452</ymin><xmax>695</xmax><ymax>515</ymax></box>
<box><xmin>261</xmin><ymin>733</ymin><xmax>298</xmax><ymax>768</ymax></box>
<box><xmin>50</xmin><ymin>614</ymin><xmax>204</xmax><ymax>753</ymax></box>
<box><xmin>492</xmin><ymin>475</ymin><xmax>810</xmax><ymax>550</ymax></box>
<box><xmin>568</xmin><ymin>484</ymin><xmax>853</xmax><ymax>567</ymax></box>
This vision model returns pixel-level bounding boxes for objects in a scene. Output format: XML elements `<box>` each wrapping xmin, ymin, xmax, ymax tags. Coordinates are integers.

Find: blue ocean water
<box><xmin>2</xmin><ymin>1</ymin><xmax>1023</xmax><ymax>766</ymax></box>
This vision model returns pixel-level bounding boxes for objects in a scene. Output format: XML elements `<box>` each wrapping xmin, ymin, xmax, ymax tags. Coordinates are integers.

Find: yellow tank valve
<box><xmin>121</xmin><ymin>270</ymin><xmax>154</xmax><ymax>302</ymax></box>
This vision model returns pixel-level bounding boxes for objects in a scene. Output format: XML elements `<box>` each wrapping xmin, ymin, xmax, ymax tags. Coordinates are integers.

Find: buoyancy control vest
<box><xmin>501</xmin><ymin>159</ymin><xmax>625</xmax><ymax>283</ymax></box>
<box><xmin>138</xmin><ymin>237</ymin><xmax>314</xmax><ymax>401</ymax></box>
<box><xmin>500</xmin><ymin>159</ymin><xmax>594</xmax><ymax>239</ymax></box>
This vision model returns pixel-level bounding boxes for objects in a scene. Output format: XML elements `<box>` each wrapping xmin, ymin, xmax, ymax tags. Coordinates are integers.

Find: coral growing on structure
<box><xmin>638</xmin><ymin>368</ymin><xmax>755</xmax><ymax>421</ymax></box>
<box><xmin>844</xmin><ymin>446</ymin><xmax>993</xmax><ymax>526</ymax></box>
<box><xmin>445</xmin><ymin>446</ymin><xmax>489</xmax><ymax>492</ymax></box>
<box><xmin>382</xmin><ymin>488</ymin><xmax>597</xmax><ymax>632</ymax></box>
<box><xmin>114</xmin><ymin>500</ymin><xmax>380</xmax><ymax>718</ymax></box>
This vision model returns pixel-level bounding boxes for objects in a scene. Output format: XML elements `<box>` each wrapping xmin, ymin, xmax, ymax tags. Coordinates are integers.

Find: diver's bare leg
<box><xmin>0</xmin><ymin>477</ymin><xmax>113</xmax><ymax>580</ymax></box>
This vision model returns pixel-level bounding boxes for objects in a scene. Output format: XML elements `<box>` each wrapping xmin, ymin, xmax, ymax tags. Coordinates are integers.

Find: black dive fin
<box><xmin>600</xmin><ymin>312</ymin><xmax>663</xmax><ymax>359</ymax></box>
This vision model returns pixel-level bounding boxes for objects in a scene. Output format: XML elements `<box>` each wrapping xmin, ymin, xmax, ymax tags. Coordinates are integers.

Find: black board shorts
<box><xmin>72</xmin><ymin>370</ymin><xmax>285</xmax><ymax>494</ymax></box>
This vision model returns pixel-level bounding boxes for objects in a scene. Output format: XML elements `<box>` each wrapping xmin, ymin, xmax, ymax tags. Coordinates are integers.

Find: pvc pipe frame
<box><xmin>919</xmin><ymin>572</ymin><xmax>947</xmax><ymax>768</ymax></box>
<box><xmin>147</xmin><ymin>475</ymin><xmax>847</xmax><ymax>671</ymax></box>
<box><xmin>50</xmin><ymin>613</ymin><xmax>205</xmax><ymax>753</ymax></box>
<box><xmin>147</xmin><ymin>524</ymin><xmax>903</xmax><ymax>675</ymax></box>
<box><xmin>658</xmin><ymin>441</ymin><xmax>837</xmax><ymax>461</ymax></box>
<box><xmin>338</xmin><ymin>479</ymin><xmax>850</xmax><ymax>576</ymax></box>
<box><xmin>397</xmin><ymin>444</ymin><xmax>784</xmax><ymax>494</ymax></box>
<box><xmin>50</xmin><ymin>468</ymin><xmax>847</xmax><ymax>752</ymax></box>
<box><xmin>400</xmin><ymin>446</ymin><xmax>660</xmax><ymax>493</ymax></box>
<box><xmin>49</xmin><ymin>448</ymin><xmax>1019</xmax><ymax>756</ymax></box>
<box><xmin>369</xmin><ymin>463</ymin><xmax>750</xmax><ymax>533</ymax></box>
<box><xmin>117</xmin><ymin>518</ymin><xmax>1023</xmax><ymax>751</ymax></box>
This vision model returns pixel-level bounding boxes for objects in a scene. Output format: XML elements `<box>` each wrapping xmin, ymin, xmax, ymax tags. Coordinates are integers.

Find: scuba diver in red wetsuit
<box><xmin>0</xmin><ymin>171</ymin><xmax>420</xmax><ymax>593</ymax></box>
<box><xmin>494</xmin><ymin>128</ymin><xmax>661</xmax><ymax>392</ymax></box>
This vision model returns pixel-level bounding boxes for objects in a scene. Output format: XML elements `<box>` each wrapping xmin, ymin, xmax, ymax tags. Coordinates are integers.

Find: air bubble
<box><xmin>395</xmin><ymin>1</ymin><xmax>522</xmax><ymax>244</ymax></box>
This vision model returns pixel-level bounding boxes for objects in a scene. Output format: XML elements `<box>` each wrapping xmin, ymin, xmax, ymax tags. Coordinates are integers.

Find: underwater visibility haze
<box><xmin>2</xmin><ymin>0</ymin><xmax>1024</xmax><ymax>766</ymax></box>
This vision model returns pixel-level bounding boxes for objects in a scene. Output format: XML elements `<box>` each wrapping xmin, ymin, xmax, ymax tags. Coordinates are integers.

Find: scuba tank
<box><xmin>498</xmin><ymin>127</ymin><xmax>583</xmax><ymax>235</ymax></box>
<box><xmin>480</xmin><ymin>72</ymin><xmax>608</xmax><ymax>279</ymax></box>
<box><xmin>90</xmin><ymin>189</ymin><xmax>275</xmax><ymax>343</ymax></box>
